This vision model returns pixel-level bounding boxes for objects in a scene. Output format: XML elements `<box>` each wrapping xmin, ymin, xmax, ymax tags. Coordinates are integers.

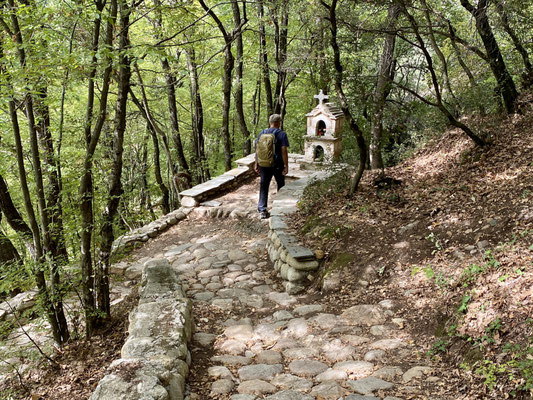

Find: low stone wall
<box><xmin>91</xmin><ymin>259</ymin><xmax>192</xmax><ymax>400</ymax></box>
<box><xmin>266</xmin><ymin>168</ymin><xmax>345</xmax><ymax>294</ymax></box>
<box><xmin>111</xmin><ymin>208</ymin><xmax>192</xmax><ymax>257</ymax></box>
<box><xmin>179</xmin><ymin>154</ymin><xmax>256</xmax><ymax>207</ymax></box>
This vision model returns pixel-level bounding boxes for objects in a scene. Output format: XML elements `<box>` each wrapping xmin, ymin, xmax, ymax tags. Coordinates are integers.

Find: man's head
<box><xmin>269</xmin><ymin>114</ymin><xmax>282</xmax><ymax>128</ymax></box>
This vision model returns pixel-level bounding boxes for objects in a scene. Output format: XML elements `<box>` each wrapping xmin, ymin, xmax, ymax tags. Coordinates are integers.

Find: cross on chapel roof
<box><xmin>314</xmin><ymin>89</ymin><xmax>329</xmax><ymax>106</ymax></box>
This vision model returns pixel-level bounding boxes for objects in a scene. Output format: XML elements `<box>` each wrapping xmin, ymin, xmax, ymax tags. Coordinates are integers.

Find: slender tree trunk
<box><xmin>325</xmin><ymin>0</ymin><xmax>367</xmax><ymax>194</ymax></box>
<box><xmin>0</xmin><ymin>211</ymin><xmax>21</xmax><ymax>265</ymax></box>
<box><xmin>232</xmin><ymin>0</ymin><xmax>251</xmax><ymax>156</ymax></box>
<box><xmin>494</xmin><ymin>0</ymin><xmax>533</xmax><ymax>88</ymax></box>
<box><xmin>6</xmin><ymin>0</ymin><xmax>69</xmax><ymax>344</ymax></box>
<box><xmin>185</xmin><ymin>47</ymin><xmax>210</xmax><ymax>182</ymax></box>
<box><xmin>257</xmin><ymin>0</ymin><xmax>273</xmax><ymax>117</ymax></box>
<box><xmin>370</xmin><ymin>3</ymin><xmax>400</xmax><ymax>170</ymax></box>
<box><xmin>272</xmin><ymin>0</ymin><xmax>289</xmax><ymax>120</ymax></box>
<box><xmin>199</xmin><ymin>0</ymin><xmax>234</xmax><ymax>171</ymax></box>
<box><xmin>152</xmin><ymin>0</ymin><xmax>190</xmax><ymax>176</ymax></box>
<box><xmin>460</xmin><ymin>0</ymin><xmax>518</xmax><ymax>113</ymax></box>
<box><xmin>447</xmin><ymin>20</ymin><xmax>485</xmax><ymax>115</ymax></box>
<box><xmin>34</xmin><ymin>88</ymin><xmax>69</xmax><ymax>263</ymax></box>
<box><xmin>97</xmin><ymin>0</ymin><xmax>132</xmax><ymax>319</ymax></box>
<box><xmin>140</xmin><ymin>134</ymin><xmax>156</xmax><ymax>220</ymax></box>
<box><xmin>132</xmin><ymin>64</ymin><xmax>173</xmax><ymax>213</ymax></box>
<box><xmin>130</xmin><ymin>91</ymin><xmax>171</xmax><ymax>214</ymax></box>
<box><xmin>80</xmin><ymin>0</ymin><xmax>116</xmax><ymax>337</ymax></box>
<box><xmin>420</xmin><ymin>0</ymin><xmax>458</xmax><ymax>110</ymax></box>
<box><xmin>0</xmin><ymin>175</ymin><xmax>35</xmax><ymax>259</ymax></box>
<box><xmin>400</xmin><ymin>1</ymin><xmax>486</xmax><ymax>147</ymax></box>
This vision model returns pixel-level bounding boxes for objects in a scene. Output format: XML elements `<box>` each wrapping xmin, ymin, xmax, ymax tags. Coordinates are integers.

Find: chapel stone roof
<box><xmin>306</xmin><ymin>102</ymin><xmax>344</xmax><ymax>119</ymax></box>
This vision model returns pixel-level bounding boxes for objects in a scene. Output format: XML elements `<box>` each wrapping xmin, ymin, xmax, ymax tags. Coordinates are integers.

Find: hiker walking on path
<box><xmin>255</xmin><ymin>114</ymin><xmax>289</xmax><ymax>219</ymax></box>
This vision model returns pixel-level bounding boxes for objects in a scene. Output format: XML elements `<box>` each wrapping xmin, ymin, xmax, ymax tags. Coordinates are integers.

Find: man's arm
<box><xmin>281</xmin><ymin>146</ymin><xmax>288</xmax><ymax>176</ymax></box>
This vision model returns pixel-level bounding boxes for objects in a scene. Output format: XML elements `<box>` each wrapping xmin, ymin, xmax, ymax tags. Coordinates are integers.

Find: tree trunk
<box><xmin>369</xmin><ymin>3</ymin><xmax>400</xmax><ymax>170</ymax></box>
<box><xmin>140</xmin><ymin>134</ymin><xmax>156</xmax><ymax>220</ymax></box>
<box><xmin>152</xmin><ymin>0</ymin><xmax>190</xmax><ymax>176</ymax></box>
<box><xmin>460</xmin><ymin>0</ymin><xmax>518</xmax><ymax>113</ymax></box>
<box><xmin>97</xmin><ymin>0</ymin><xmax>132</xmax><ymax>319</ymax></box>
<box><xmin>494</xmin><ymin>0</ymin><xmax>533</xmax><ymax>88</ymax></box>
<box><xmin>447</xmin><ymin>20</ymin><xmax>485</xmax><ymax>115</ymax></box>
<box><xmin>0</xmin><ymin>212</ymin><xmax>20</xmax><ymax>266</ymax></box>
<box><xmin>257</xmin><ymin>0</ymin><xmax>274</xmax><ymax>117</ymax></box>
<box><xmin>325</xmin><ymin>0</ymin><xmax>367</xmax><ymax>195</ymax></box>
<box><xmin>130</xmin><ymin>91</ymin><xmax>171</xmax><ymax>215</ymax></box>
<box><xmin>421</xmin><ymin>0</ymin><xmax>458</xmax><ymax>108</ymax></box>
<box><xmin>199</xmin><ymin>0</ymin><xmax>234</xmax><ymax>171</ymax></box>
<box><xmin>6</xmin><ymin>0</ymin><xmax>69</xmax><ymax>344</ymax></box>
<box><xmin>0</xmin><ymin>175</ymin><xmax>34</xmax><ymax>258</ymax></box>
<box><xmin>131</xmin><ymin>64</ymin><xmax>173</xmax><ymax>214</ymax></box>
<box><xmin>185</xmin><ymin>47</ymin><xmax>210</xmax><ymax>182</ymax></box>
<box><xmin>79</xmin><ymin>0</ymin><xmax>116</xmax><ymax>337</ymax></box>
<box><xmin>400</xmin><ymin>1</ymin><xmax>486</xmax><ymax>147</ymax></box>
<box><xmin>232</xmin><ymin>0</ymin><xmax>251</xmax><ymax>156</ymax></box>
<box><xmin>272</xmin><ymin>0</ymin><xmax>289</xmax><ymax>120</ymax></box>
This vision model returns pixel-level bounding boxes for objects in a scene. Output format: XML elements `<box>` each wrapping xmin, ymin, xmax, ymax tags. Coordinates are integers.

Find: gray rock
<box><xmin>270</xmin><ymin>374</ymin><xmax>313</xmax><ymax>391</ymax></box>
<box><xmin>372</xmin><ymin>366</ymin><xmax>403</xmax><ymax>381</ymax></box>
<box><xmin>370</xmin><ymin>339</ymin><xmax>404</xmax><ymax>350</ymax></box>
<box><xmin>225</xmin><ymin>324</ymin><xmax>254</xmax><ymax>340</ymax></box>
<box><xmin>293</xmin><ymin>304</ymin><xmax>323</xmax><ymax>316</ymax></box>
<box><xmin>238</xmin><ymin>364</ymin><xmax>283</xmax><ymax>381</ymax></box>
<box><xmin>345</xmin><ymin>396</ymin><xmax>379</xmax><ymax>400</ymax></box>
<box><xmin>342</xmin><ymin>305</ymin><xmax>386</xmax><ymax>326</ymax></box>
<box><xmin>285</xmin><ymin>318</ymin><xmax>309</xmax><ymax>338</ymax></box>
<box><xmin>211</xmin><ymin>379</ymin><xmax>235</xmax><ymax>394</ymax></box>
<box><xmin>333</xmin><ymin>361</ymin><xmax>374</xmax><ymax>377</ymax></box>
<box><xmin>347</xmin><ymin>377</ymin><xmax>394</xmax><ymax>395</ymax></box>
<box><xmin>237</xmin><ymin>379</ymin><xmax>276</xmax><ymax>395</ymax></box>
<box><xmin>211</xmin><ymin>355</ymin><xmax>252</xmax><ymax>366</ymax></box>
<box><xmin>212</xmin><ymin>298</ymin><xmax>234</xmax><ymax>310</ymax></box>
<box><xmin>402</xmin><ymin>366</ymin><xmax>433</xmax><ymax>382</ymax></box>
<box><xmin>230</xmin><ymin>395</ymin><xmax>257</xmax><ymax>400</ymax></box>
<box><xmin>194</xmin><ymin>291</ymin><xmax>214</xmax><ymax>301</ymax></box>
<box><xmin>364</xmin><ymin>350</ymin><xmax>385</xmax><ymax>362</ymax></box>
<box><xmin>282</xmin><ymin>347</ymin><xmax>319</xmax><ymax>360</ymax></box>
<box><xmin>272</xmin><ymin>310</ymin><xmax>294</xmax><ymax>321</ymax></box>
<box><xmin>218</xmin><ymin>339</ymin><xmax>247</xmax><ymax>355</ymax></box>
<box><xmin>256</xmin><ymin>350</ymin><xmax>282</xmax><ymax>365</ymax></box>
<box><xmin>208</xmin><ymin>366</ymin><xmax>233</xmax><ymax>379</ymax></box>
<box><xmin>340</xmin><ymin>335</ymin><xmax>371</xmax><ymax>346</ymax></box>
<box><xmin>240</xmin><ymin>294</ymin><xmax>264</xmax><ymax>309</ymax></box>
<box><xmin>264</xmin><ymin>390</ymin><xmax>313</xmax><ymax>400</ymax></box>
<box><xmin>288</xmin><ymin>359</ymin><xmax>328</xmax><ymax>377</ymax></box>
<box><xmin>315</xmin><ymin>368</ymin><xmax>348</xmax><ymax>381</ymax></box>
<box><xmin>193</xmin><ymin>332</ymin><xmax>216</xmax><ymax>347</ymax></box>
<box><xmin>310</xmin><ymin>381</ymin><xmax>346</xmax><ymax>399</ymax></box>
<box><xmin>267</xmin><ymin>293</ymin><xmax>297</xmax><ymax>307</ymax></box>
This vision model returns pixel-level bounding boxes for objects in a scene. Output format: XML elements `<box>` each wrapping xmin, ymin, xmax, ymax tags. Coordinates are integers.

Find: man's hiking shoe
<box><xmin>259</xmin><ymin>211</ymin><xmax>269</xmax><ymax>219</ymax></box>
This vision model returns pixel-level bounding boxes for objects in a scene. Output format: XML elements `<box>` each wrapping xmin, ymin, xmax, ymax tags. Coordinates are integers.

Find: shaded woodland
<box><xmin>0</xmin><ymin>0</ymin><xmax>532</xmax><ymax>396</ymax></box>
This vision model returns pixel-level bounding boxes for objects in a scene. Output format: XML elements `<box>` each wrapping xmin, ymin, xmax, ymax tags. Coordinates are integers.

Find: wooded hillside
<box><xmin>0</xmin><ymin>0</ymin><xmax>532</xmax><ymax>398</ymax></box>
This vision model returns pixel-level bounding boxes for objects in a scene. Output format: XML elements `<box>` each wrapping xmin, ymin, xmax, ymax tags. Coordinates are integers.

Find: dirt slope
<box><xmin>292</xmin><ymin>106</ymin><xmax>533</xmax><ymax>398</ymax></box>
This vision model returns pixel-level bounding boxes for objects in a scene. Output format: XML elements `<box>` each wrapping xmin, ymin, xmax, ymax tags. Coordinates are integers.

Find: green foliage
<box><xmin>425</xmin><ymin>233</ymin><xmax>442</xmax><ymax>255</ymax></box>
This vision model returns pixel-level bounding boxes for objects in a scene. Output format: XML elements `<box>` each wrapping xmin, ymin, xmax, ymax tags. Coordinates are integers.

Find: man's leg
<box><xmin>273</xmin><ymin>167</ymin><xmax>285</xmax><ymax>192</ymax></box>
<box><xmin>258</xmin><ymin>167</ymin><xmax>274</xmax><ymax>212</ymax></box>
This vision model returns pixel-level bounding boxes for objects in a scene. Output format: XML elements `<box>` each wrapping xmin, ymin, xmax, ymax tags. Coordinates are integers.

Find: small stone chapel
<box><xmin>304</xmin><ymin>90</ymin><xmax>344</xmax><ymax>162</ymax></box>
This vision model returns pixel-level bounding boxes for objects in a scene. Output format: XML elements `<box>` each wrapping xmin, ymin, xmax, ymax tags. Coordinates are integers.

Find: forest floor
<box><xmin>1</xmin><ymin>105</ymin><xmax>532</xmax><ymax>399</ymax></box>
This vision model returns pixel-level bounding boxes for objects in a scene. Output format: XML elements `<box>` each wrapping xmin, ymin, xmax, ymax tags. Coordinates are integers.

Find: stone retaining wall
<box><xmin>179</xmin><ymin>154</ymin><xmax>256</xmax><ymax>207</ymax></box>
<box><xmin>90</xmin><ymin>258</ymin><xmax>192</xmax><ymax>400</ymax></box>
<box><xmin>266</xmin><ymin>168</ymin><xmax>345</xmax><ymax>294</ymax></box>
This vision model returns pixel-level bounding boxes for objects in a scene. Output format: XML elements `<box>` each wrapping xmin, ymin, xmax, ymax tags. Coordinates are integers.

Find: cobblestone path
<box><xmin>147</xmin><ymin>180</ymin><xmax>440</xmax><ymax>400</ymax></box>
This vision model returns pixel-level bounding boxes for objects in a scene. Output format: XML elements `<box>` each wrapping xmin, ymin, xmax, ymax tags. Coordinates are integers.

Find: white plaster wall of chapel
<box><xmin>308</xmin><ymin>114</ymin><xmax>333</xmax><ymax>137</ymax></box>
